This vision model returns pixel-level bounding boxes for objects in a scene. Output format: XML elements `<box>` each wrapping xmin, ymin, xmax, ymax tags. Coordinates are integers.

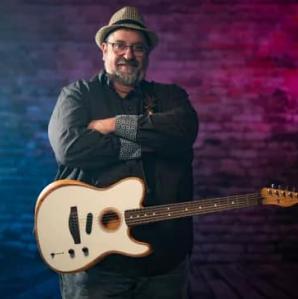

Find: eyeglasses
<box><xmin>106</xmin><ymin>41</ymin><xmax>148</xmax><ymax>56</ymax></box>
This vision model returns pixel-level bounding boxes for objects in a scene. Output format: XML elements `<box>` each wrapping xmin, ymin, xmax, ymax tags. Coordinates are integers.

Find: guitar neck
<box><xmin>125</xmin><ymin>193</ymin><xmax>261</xmax><ymax>226</ymax></box>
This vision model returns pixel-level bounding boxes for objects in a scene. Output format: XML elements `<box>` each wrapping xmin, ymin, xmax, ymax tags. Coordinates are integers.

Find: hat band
<box><xmin>113</xmin><ymin>19</ymin><xmax>146</xmax><ymax>28</ymax></box>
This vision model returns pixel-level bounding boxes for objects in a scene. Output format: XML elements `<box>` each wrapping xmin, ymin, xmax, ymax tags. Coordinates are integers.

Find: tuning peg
<box><xmin>271</xmin><ymin>183</ymin><xmax>275</xmax><ymax>188</ymax></box>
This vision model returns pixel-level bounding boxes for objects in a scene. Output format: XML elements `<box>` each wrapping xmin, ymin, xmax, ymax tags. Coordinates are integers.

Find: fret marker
<box><xmin>168</xmin><ymin>213</ymin><xmax>171</xmax><ymax>216</ymax></box>
<box><xmin>199</xmin><ymin>206</ymin><xmax>202</xmax><ymax>209</ymax></box>
<box><xmin>144</xmin><ymin>213</ymin><xmax>147</xmax><ymax>216</ymax></box>
<box><xmin>137</xmin><ymin>215</ymin><xmax>140</xmax><ymax>218</ymax></box>
<box><xmin>167</xmin><ymin>207</ymin><xmax>170</xmax><ymax>211</ymax></box>
<box><xmin>185</xmin><ymin>208</ymin><xmax>188</xmax><ymax>211</ymax></box>
<box><xmin>214</xmin><ymin>204</ymin><xmax>217</xmax><ymax>207</ymax></box>
<box><xmin>232</xmin><ymin>201</ymin><xmax>235</xmax><ymax>205</ymax></box>
<box><xmin>153</xmin><ymin>212</ymin><xmax>156</xmax><ymax>216</ymax></box>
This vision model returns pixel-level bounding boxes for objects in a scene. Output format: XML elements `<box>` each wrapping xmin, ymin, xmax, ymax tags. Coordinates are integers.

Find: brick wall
<box><xmin>0</xmin><ymin>0</ymin><xmax>298</xmax><ymax>297</ymax></box>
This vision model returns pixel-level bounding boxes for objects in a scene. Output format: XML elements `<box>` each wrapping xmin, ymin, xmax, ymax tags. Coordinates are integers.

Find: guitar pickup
<box><xmin>69</xmin><ymin>206</ymin><xmax>81</xmax><ymax>244</ymax></box>
<box><xmin>85</xmin><ymin>213</ymin><xmax>93</xmax><ymax>234</ymax></box>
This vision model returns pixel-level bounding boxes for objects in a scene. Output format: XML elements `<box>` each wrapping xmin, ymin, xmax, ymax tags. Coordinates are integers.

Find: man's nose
<box><xmin>123</xmin><ymin>46</ymin><xmax>135</xmax><ymax>59</ymax></box>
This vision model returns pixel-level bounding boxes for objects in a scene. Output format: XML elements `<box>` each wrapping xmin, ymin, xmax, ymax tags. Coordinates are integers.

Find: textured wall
<box><xmin>0</xmin><ymin>0</ymin><xmax>298</xmax><ymax>298</ymax></box>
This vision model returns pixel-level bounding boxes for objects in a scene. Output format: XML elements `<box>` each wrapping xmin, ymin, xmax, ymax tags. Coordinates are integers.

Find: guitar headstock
<box><xmin>261</xmin><ymin>187</ymin><xmax>298</xmax><ymax>207</ymax></box>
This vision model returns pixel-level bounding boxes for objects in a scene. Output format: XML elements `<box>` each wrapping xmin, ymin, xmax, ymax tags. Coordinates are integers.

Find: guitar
<box><xmin>34</xmin><ymin>177</ymin><xmax>298</xmax><ymax>273</ymax></box>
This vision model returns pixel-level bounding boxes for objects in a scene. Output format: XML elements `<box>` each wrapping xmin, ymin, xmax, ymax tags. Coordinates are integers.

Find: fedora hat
<box><xmin>95</xmin><ymin>6</ymin><xmax>159</xmax><ymax>49</ymax></box>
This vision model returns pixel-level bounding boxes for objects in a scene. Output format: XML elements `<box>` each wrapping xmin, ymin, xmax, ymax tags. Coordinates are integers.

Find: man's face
<box><xmin>101</xmin><ymin>29</ymin><xmax>149</xmax><ymax>86</ymax></box>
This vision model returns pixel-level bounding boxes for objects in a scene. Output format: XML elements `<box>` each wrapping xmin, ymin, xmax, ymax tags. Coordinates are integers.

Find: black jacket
<box><xmin>48</xmin><ymin>72</ymin><xmax>198</xmax><ymax>276</ymax></box>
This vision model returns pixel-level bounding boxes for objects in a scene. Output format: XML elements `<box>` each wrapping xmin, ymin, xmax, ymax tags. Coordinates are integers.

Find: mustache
<box><xmin>117</xmin><ymin>58</ymin><xmax>139</xmax><ymax>67</ymax></box>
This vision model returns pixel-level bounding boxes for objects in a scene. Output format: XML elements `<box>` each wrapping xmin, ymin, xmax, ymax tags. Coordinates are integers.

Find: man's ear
<box><xmin>100</xmin><ymin>43</ymin><xmax>107</xmax><ymax>61</ymax></box>
<box><xmin>100</xmin><ymin>42</ymin><xmax>107</xmax><ymax>52</ymax></box>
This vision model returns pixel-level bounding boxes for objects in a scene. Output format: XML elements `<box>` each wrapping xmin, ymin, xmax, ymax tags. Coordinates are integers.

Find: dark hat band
<box><xmin>113</xmin><ymin>19</ymin><xmax>146</xmax><ymax>28</ymax></box>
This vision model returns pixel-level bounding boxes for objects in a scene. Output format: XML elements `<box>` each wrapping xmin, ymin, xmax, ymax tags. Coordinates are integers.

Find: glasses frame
<box><xmin>105</xmin><ymin>41</ymin><xmax>149</xmax><ymax>56</ymax></box>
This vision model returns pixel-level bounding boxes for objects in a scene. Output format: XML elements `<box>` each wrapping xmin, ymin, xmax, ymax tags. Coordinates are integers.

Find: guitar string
<box><xmin>77</xmin><ymin>193</ymin><xmax>260</xmax><ymax>218</ymax></box>
<box><xmin>73</xmin><ymin>194</ymin><xmax>262</xmax><ymax>225</ymax></box>
<box><xmin>68</xmin><ymin>189</ymin><xmax>298</xmax><ymax>222</ymax></box>
<box><xmin>73</xmin><ymin>190</ymin><xmax>296</xmax><ymax>224</ymax></box>
<box><xmin>66</xmin><ymin>192</ymin><xmax>297</xmax><ymax>231</ymax></box>
<box><xmin>127</xmin><ymin>197</ymin><xmax>261</xmax><ymax>226</ymax></box>
<box><xmin>75</xmin><ymin>200</ymin><xmax>258</xmax><ymax>227</ymax></box>
<box><xmin>74</xmin><ymin>191</ymin><xmax>297</xmax><ymax>225</ymax></box>
<box><xmin>126</xmin><ymin>191</ymin><xmax>297</xmax><ymax>218</ymax></box>
<box><xmin>74</xmin><ymin>194</ymin><xmax>260</xmax><ymax>220</ymax></box>
<box><xmin>75</xmin><ymin>195</ymin><xmax>296</xmax><ymax>227</ymax></box>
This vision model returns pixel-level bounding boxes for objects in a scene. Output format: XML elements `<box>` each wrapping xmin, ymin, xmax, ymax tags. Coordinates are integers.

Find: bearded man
<box><xmin>48</xmin><ymin>6</ymin><xmax>198</xmax><ymax>299</ymax></box>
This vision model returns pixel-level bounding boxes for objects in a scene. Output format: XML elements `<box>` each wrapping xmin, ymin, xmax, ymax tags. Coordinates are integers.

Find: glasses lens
<box><xmin>133</xmin><ymin>44</ymin><xmax>146</xmax><ymax>53</ymax></box>
<box><xmin>113</xmin><ymin>42</ymin><xmax>127</xmax><ymax>52</ymax></box>
<box><xmin>110</xmin><ymin>42</ymin><xmax>147</xmax><ymax>56</ymax></box>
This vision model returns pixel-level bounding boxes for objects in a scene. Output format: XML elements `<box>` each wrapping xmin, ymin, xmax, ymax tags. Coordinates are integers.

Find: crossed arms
<box><xmin>48</xmin><ymin>83</ymin><xmax>198</xmax><ymax>169</ymax></box>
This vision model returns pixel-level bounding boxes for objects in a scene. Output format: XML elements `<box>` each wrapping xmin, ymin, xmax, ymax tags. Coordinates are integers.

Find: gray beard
<box><xmin>112</xmin><ymin>69</ymin><xmax>141</xmax><ymax>86</ymax></box>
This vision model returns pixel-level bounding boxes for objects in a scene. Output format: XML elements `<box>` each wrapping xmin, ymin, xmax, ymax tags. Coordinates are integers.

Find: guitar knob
<box><xmin>68</xmin><ymin>249</ymin><xmax>75</xmax><ymax>258</ymax></box>
<box><xmin>82</xmin><ymin>247</ymin><xmax>89</xmax><ymax>256</ymax></box>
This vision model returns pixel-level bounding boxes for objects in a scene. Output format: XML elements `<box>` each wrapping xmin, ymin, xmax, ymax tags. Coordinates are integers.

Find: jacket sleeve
<box><xmin>48</xmin><ymin>83</ymin><xmax>139</xmax><ymax>169</ymax></box>
<box><xmin>115</xmin><ymin>84</ymin><xmax>199</xmax><ymax>156</ymax></box>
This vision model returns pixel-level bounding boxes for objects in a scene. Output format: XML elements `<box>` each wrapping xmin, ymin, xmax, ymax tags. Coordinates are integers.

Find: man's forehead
<box><xmin>107</xmin><ymin>29</ymin><xmax>147</xmax><ymax>43</ymax></box>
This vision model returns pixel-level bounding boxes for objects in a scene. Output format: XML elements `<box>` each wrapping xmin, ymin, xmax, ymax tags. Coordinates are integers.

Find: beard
<box><xmin>108</xmin><ymin>58</ymin><xmax>146</xmax><ymax>86</ymax></box>
<box><xmin>114</xmin><ymin>70</ymin><xmax>140</xmax><ymax>85</ymax></box>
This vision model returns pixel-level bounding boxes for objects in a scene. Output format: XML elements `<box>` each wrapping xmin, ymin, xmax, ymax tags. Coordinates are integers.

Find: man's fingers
<box><xmin>88</xmin><ymin>118</ymin><xmax>115</xmax><ymax>134</ymax></box>
<box><xmin>88</xmin><ymin>120</ymin><xmax>99</xmax><ymax>130</ymax></box>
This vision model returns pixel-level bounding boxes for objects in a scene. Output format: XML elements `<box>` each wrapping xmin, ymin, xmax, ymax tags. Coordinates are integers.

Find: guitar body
<box><xmin>34</xmin><ymin>177</ymin><xmax>151</xmax><ymax>273</ymax></box>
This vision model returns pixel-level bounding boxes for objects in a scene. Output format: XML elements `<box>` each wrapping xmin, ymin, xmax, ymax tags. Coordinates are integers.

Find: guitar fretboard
<box><xmin>125</xmin><ymin>193</ymin><xmax>261</xmax><ymax>226</ymax></box>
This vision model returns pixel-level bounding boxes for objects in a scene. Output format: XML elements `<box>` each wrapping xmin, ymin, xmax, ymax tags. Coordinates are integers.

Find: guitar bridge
<box><xmin>69</xmin><ymin>206</ymin><xmax>81</xmax><ymax>244</ymax></box>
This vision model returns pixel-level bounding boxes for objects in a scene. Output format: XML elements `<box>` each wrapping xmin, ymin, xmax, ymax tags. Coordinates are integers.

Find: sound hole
<box><xmin>100</xmin><ymin>209</ymin><xmax>121</xmax><ymax>231</ymax></box>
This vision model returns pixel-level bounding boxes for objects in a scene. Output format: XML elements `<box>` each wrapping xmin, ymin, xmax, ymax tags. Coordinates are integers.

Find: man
<box><xmin>48</xmin><ymin>6</ymin><xmax>198</xmax><ymax>299</ymax></box>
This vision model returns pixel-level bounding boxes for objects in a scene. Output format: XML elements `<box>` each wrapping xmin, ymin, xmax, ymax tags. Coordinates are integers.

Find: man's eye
<box><xmin>115</xmin><ymin>43</ymin><xmax>126</xmax><ymax>50</ymax></box>
<box><xmin>133</xmin><ymin>45</ymin><xmax>145</xmax><ymax>52</ymax></box>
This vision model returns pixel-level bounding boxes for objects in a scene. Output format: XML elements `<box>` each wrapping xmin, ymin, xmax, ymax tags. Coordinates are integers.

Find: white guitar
<box><xmin>34</xmin><ymin>177</ymin><xmax>298</xmax><ymax>273</ymax></box>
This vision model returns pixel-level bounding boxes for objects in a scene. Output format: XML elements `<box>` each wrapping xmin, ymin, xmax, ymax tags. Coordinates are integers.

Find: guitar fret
<box><xmin>126</xmin><ymin>194</ymin><xmax>260</xmax><ymax>226</ymax></box>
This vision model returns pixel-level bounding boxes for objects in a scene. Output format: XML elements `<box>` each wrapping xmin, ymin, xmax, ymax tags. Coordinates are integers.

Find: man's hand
<box><xmin>88</xmin><ymin>117</ymin><xmax>116</xmax><ymax>135</ymax></box>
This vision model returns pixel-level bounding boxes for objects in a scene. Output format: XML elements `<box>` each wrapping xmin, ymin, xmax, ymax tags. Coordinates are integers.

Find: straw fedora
<box><xmin>95</xmin><ymin>6</ymin><xmax>159</xmax><ymax>49</ymax></box>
